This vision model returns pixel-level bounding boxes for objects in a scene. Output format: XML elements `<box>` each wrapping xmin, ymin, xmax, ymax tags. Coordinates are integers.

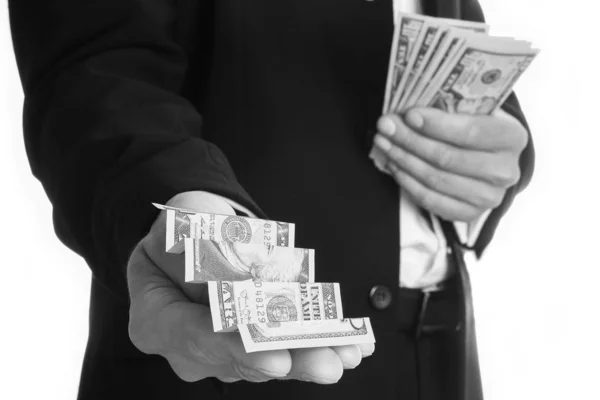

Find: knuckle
<box><xmin>464</xmin><ymin>209</ymin><xmax>481</xmax><ymax>223</ymax></box>
<box><xmin>388</xmin><ymin>163</ymin><xmax>403</xmax><ymax>182</ymax></box>
<box><xmin>187</xmin><ymin>340</ymin><xmax>224</xmax><ymax>365</ymax></box>
<box><xmin>404</xmin><ymin>127</ymin><xmax>418</xmax><ymax>147</ymax></box>
<box><xmin>512</xmin><ymin>125</ymin><xmax>529</xmax><ymax>151</ymax></box>
<box><xmin>231</xmin><ymin>362</ymin><xmax>271</xmax><ymax>383</ymax></box>
<box><xmin>436</xmin><ymin>207</ymin><xmax>455</xmax><ymax>221</ymax></box>
<box><xmin>490</xmin><ymin>190</ymin><xmax>505</xmax><ymax>208</ymax></box>
<box><xmin>454</xmin><ymin>204</ymin><xmax>480</xmax><ymax>223</ymax></box>
<box><xmin>416</xmin><ymin>191</ymin><xmax>434</xmax><ymax>211</ymax></box>
<box><xmin>168</xmin><ymin>355</ymin><xmax>207</xmax><ymax>382</ymax></box>
<box><xmin>174</xmin><ymin>368</ymin><xmax>203</xmax><ymax>383</ymax></box>
<box><xmin>509</xmin><ymin>166</ymin><xmax>522</xmax><ymax>186</ymax></box>
<box><xmin>424</xmin><ymin>170</ymin><xmax>445</xmax><ymax>191</ymax></box>
<box><xmin>470</xmin><ymin>194</ymin><xmax>490</xmax><ymax>209</ymax></box>
<box><xmin>447</xmin><ymin>203</ymin><xmax>478</xmax><ymax>223</ymax></box>
<box><xmin>433</xmin><ymin>148</ymin><xmax>454</xmax><ymax>170</ymax></box>
<box><xmin>474</xmin><ymin>187</ymin><xmax>502</xmax><ymax>209</ymax></box>
<box><xmin>217</xmin><ymin>376</ymin><xmax>242</xmax><ymax>383</ymax></box>
<box><xmin>464</xmin><ymin>121</ymin><xmax>482</xmax><ymax>147</ymax></box>
<box><xmin>491</xmin><ymin>165</ymin><xmax>520</xmax><ymax>187</ymax></box>
<box><xmin>387</xmin><ymin>146</ymin><xmax>404</xmax><ymax>164</ymax></box>
<box><xmin>128</xmin><ymin>315</ymin><xmax>154</xmax><ymax>355</ymax></box>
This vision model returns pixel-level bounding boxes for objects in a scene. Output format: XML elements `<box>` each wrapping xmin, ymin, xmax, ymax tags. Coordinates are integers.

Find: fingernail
<box><xmin>342</xmin><ymin>360</ymin><xmax>360</xmax><ymax>369</ymax></box>
<box><xmin>236</xmin><ymin>364</ymin><xmax>272</xmax><ymax>382</ymax></box>
<box><xmin>374</xmin><ymin>135</ymin><xmax>392</xmax><ymax>152</ymax></box>
<box><xmin>257</xmin><ymin>368</ymin><xmax>288</xmax><ymax>379</ymax></box>
<box><xmin>300</xmin><ymin>372</ymin><xmax>339</xmax><ymax>384</ymax></box>
<box><xmin>377</xmin><ymin>116</ymin><xmax>396</xmax><ymax>137</ymax></box>
<box><xmin>405</xmin><ymin>110</ymin><xmax>424</xmax><ymax>129</ymax></box>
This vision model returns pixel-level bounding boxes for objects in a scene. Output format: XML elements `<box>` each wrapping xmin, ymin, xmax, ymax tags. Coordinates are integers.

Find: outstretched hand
<box><xmin>127</xmin><ymin>191</ymin><xmax>374</xmax><ymax>384</ymax></box>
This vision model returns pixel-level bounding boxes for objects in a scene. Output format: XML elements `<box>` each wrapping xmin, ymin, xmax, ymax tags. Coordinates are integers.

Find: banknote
<box><xmin>372</xmin><ymin>15</ymin><xmax>491</xmax><ymax>172</ymax></box>
<box><xmin>375</xmin><ymin>15</ymin><xmax>437</xmax><ymax>170</ymax></box>
<box><xmin>409</xmin><ymin>30</ymin><xmax>470</xmax><ymax>107</ymax></box>
<box><xmin>418</xmin><ymin>36</ymin><xmax>539</xmax><ymax>114</ymax></box>
<box><xmin>184</xmin><ymin>238</ymin><xmax>314</xmax><ymax>283</ymax></box>
<box><xmin>209</xmin><ymin>281</ymin><xmax>343</xmax><ymax>332</ymax></box>
<box><xmin>391</xmin><ymin>23</ymin><xmax>446</xmax><ymax>112</ymax></box>
<box><xmin>153</xmin><ymin>204</ymin><xmax>295</xmax><ymax>253</ymax></box>
<box><xmin>239</xmin><ymin>318</ymin><xmax>375</xmax><ymax>353</ymax></box>
<box><xmin>393</xmin><ymin>20</ymin><xmax>488</xmax><ymax>112</ymax></box>
<box><xmin>383</xmin><ymin>14</ymin><xmax>428</xmax><ymax>114</ymax></box>
<box><xmin>396</xmin><ymin>26</ymin><xmax>488</xmax><ymax>111</ymax></box>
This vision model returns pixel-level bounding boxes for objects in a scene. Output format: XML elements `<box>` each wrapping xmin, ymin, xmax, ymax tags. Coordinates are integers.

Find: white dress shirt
<box><xmin>390</xmin><ymin>0</ymin><xmax>488</xmax><ymax>289</ymax></box>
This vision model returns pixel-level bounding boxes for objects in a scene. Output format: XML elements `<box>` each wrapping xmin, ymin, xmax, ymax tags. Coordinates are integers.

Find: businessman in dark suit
<box><xmin>8</xmin><ymin>0</ymin><xmax>533</xmax><ymax>399</ymax></box>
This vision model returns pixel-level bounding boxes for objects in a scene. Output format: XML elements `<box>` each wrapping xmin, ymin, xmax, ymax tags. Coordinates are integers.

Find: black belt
<box><xmin>396</xmin><ymin>276</ymin><xmax>461</xmax><ymax>336</ymax></box>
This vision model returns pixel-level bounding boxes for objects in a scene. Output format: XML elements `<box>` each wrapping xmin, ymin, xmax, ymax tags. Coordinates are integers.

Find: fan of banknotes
<box><xmin>153</xmin><ymin>204</ymin><xmax>375</xmax><ymax>353</ymax></box>
<box><xmin>370</xmin><ymin>12</ymin><xmax>539</xmax><ymax>169</ymax></box>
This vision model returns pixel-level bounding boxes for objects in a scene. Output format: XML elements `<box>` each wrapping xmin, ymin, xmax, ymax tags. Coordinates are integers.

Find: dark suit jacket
<box><xmin>9</xmin><ymin>0</ymin><xmax>533</xmax><ymax>399</ymax></box>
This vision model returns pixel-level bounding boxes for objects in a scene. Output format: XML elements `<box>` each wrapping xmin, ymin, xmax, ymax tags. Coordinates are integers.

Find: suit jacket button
<box><xmin>369</xmin><ymin>285</ymin><xmax>392</xmax><ymax>310</ymax></box>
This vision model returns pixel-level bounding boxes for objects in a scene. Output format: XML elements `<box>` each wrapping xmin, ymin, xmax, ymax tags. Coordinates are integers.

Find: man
<box><xmin>8</xmin><ymin>0</ymin><xmax>533</xmax><ymax>399</ymax></box>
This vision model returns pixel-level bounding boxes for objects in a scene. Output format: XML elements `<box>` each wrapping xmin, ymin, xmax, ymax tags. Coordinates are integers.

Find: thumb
<box><xmin>127</xmin><ymin>245</ymin><xmax>292</xmax><ymax>381</ymax></box>
<box><xmin>141</xmin><ymin>191</ymin><xmax>238</xmax><ymax>304</ymax></box>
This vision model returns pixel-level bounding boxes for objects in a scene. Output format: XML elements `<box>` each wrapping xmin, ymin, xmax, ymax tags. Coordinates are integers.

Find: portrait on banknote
<box><xmin>185</xmin><ymin>238</ymin><xmax>313</xmax><ymax>282</ymax></box>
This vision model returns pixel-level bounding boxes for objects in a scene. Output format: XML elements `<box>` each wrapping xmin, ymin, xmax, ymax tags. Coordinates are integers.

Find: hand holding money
<box><xmin>371</xmin><ymin>12</ymin><xmax>537</xmax><ymax>222</ymax></box>
<box><xmin>374</xmin><ymin>107</ymin><xmax>528</xmax><ymax>222</ymax></box>
<box><xmin>127</xmin><ymin>191</ymin><xmax>373</xmax><ymax>384</ymax></box>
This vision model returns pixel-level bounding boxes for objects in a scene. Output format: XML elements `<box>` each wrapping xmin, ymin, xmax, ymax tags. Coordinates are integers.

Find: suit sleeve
<box><xmin>8</xmin><ymin>0</ymin><xmax>265</xmax><ymax>295</ymax></box>
<box><xmin>458</xmin><ymin>0</ymin><xmax>536</xmax><ymax>256</ymax></box>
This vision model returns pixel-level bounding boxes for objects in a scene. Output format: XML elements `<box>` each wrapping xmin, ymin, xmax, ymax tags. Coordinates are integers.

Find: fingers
<box><xmin>375</xmin><ymin>114</ymin><xmax>521</xmax><ymax>186</ymax></box>
<box><xmin>225</xmin><ymin>336</ymin><xmax>293</xmax><ymax>380</ymax></box>
<box><xmin>286</xmin><ymin>347</ymin><xmax>344</xmax><ymax>384</ymax></box>
<box><xmin>166</xmin><ymin>337</ymin><xmax>286</xmax><ymax>383</ymax></box>
<box><xmin>387</xmin><ymin>161</ymin><xmax>485</xmax><ymax>221</ymax></box>
<box><xmin>331</xmin><ymin>345</ymin><xmax>362</xmax><ymax>369</ymax></box>
<box><xmin>216</xmin><ymin>376</ymin><xmax>242</xmax><ymax>383</ymax></box>
<box><xmin>402</xmin><ymin>107</ymin><xmax>528</xmax><ymax>152</ymax></box>
<box><xmin>357</xmin><ymin>342</ymin><xmax>375</xmax><ymax>358</ymax></box>
<box><xmin>374</xmin><ymin>135</ymin><xmax>505</xmax><ymax>210</ymax></box>
<box><xmin>164</xmin><ymin>349</ymin><xmax>233</xmax><ymax>382</ymax></box>
<box><xmin>174</xmin><ymin>308</ymin><xmax>292</xmax><ymax>382</ymax></box>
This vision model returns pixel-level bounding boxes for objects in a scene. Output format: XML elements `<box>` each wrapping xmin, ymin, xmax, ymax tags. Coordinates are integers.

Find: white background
<box><xmin>1</xmin><ymin>1</ymin><xmax>598</xmax><ymax>399</ymax></box>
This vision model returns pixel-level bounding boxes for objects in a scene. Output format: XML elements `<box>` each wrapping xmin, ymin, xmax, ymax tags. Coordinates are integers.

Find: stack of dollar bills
<box><xmin>370</xmin><ymin>12</ymin><xmax>539</xmax><ymax>170</ymax></box>
<box><xmin>153</xmin><ymin>204</ymin><xmax>375</xmax><ymax>353</ymax></box>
